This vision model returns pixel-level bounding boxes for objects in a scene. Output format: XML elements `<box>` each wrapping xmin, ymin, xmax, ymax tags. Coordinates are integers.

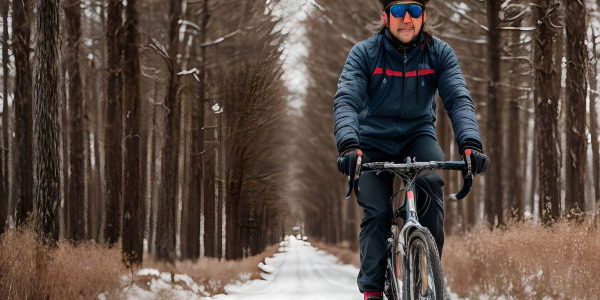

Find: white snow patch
<box><xmin>137</xmin><ymin>268</ymin><xmax>161</xmax><ymax>277</ymax></box>
<box><xmin>122</xmin><ymin>284</ymin><xmax>155</xmax><ymax>299</ymax></box>
<box><xmin>257</xmin><ymin>262</ymin><xmax>274</xmax><ymax>274</ymax></box>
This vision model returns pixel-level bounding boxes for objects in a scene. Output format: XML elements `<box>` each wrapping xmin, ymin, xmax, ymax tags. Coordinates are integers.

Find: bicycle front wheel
<box><xmin>405</xmin><ymin>228</ymin><xmax>445</xmax><ymax>300</ymax></box>
<box><xmin>384</xmin><ymin>225</ymin><xmax>402</xmax><ymax>300</ymax></box>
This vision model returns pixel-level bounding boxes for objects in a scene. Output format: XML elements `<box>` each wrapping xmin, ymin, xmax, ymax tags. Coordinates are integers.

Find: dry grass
<box><xmin>137</xmin><ymin>244</ymin><xmax>280</xmax><ymax>295</ymax></box>
<box><xmin>0</xmin><ymin>225</ymin><xmax>126</xmax><ymax>300</ymax></box>
<box><xmin>443</xmin><ymin>217</ymin><xmax>600</xmax><ymax>299</ymax></box>
<box><xmin>1</xmin><ymin>224</ymin><xmax>282</xmax><ymax>299</ymax></box>
<box><xmin>313</xmin><ymin>217</ymin><xmax>600</xmax><ymax>299</ymax></box>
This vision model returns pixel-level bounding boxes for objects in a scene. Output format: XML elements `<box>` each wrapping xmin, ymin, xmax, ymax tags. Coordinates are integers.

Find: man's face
<box><xmin>383</xmin><ymin>1</ymin><xmax>427</xmax><ymax>44</ymax></box>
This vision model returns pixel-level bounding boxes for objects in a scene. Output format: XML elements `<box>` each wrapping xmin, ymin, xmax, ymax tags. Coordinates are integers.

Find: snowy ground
<box><xmin>213</xmin><ymin>236</ymin><xmax>362</xmax><ymax>300</ymax></box>
<box><xmin>108</xmin><ymin>236</ymin><xmax>362</xmax><ymax>300</ymax></box>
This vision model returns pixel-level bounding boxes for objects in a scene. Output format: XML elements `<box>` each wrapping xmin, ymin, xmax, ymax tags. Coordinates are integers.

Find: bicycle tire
<box><xmin>384</xmin><ymin>225</ymin><xmax>402</xmax><ymax>300</ymax></box>
<box><xmin>405</xmin><ymin>228</ymin><xmax>446</xmax><ymax>300</ymax></box>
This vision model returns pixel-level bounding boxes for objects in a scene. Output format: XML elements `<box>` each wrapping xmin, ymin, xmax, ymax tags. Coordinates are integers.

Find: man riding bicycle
<box><xmin>333</xmin><ymin>1</ymin><xmax>490</xmax><ymax>299</ymax></box>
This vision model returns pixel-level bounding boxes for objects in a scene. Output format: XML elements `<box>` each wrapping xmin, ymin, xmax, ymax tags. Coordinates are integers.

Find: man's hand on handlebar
<box><xmin>463</xmin><ymin>148</ymin><xmax>490</xmax><ymax>175</ymax></box>
<box><xmin>338</xmin><ymin>148</ymin><xmax>365</xmax><ymax>198</ymax></box>
<box><xmin>337</xmin><ymin>148</ymin><xmax>363</xmax><ymax>179</ymax></box>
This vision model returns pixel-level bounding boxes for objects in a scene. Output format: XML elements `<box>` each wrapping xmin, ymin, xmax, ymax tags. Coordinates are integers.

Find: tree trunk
<box><xmin>588</xmin><ymin>31</ymin><xmax>599</xmax><ymax>210</ymax></box>
<box><xmin>104</xmin><ymin>0</ymin><xmax>123</xmax><ymax>245</ymax></box>
<box><xmin>203</xmin><ymin>145</ymin><xmax>217</xmax><ymax>258</ymax></box>
<box><xmin>12</xmin><ymin>0</ymin><xmax>34</xmax><ymax>227</ymax></box>
<box><xmin>180</xmin><ymin>73</ymin><xmax>201</xmax><ymax>259</ymax></box>
<box><xmin>203</xmin><ymin>109</ymin><xmax>217</xmax><ymax>257</ymax></box>
<box><xmin>0</xmin><ymin>0</ymin><xmax>9</xmax><ymax>232</ymax></box>
<box><xmin>485</xmin><ymin>0</ymin><xmax>504</xmax><ymax>228</ymax></box>
<box><xmin>34</xmin><ymin>0</ymin><xmax>61</xmax><ymax>241</ymax></box>
<box><xmin>156</xmin><ymin>0</ymin><xmax>181</xmax><ymax>261</ymax></box>
<box><xmin>121</xmin><ymin>0</ymin><xmax>143</xmax><ymax>264</ymax></box>
<box><xmin>197</xmin><ymin>0</ymin><xmax>208</xmax><ymax>257</ymax></box>
<box><xmin>564</xmin><ymin>0</ymin><xmax>587</xmax><ymax>214</ymax></box>
<box><xmin>533</xmin><ymin>0</ymin><xmax>562</xmax><ymax>224</ymax></box>
<box><xmin>225</xmin><ymin>167</ymin><xmax>242</xmax><ymax>259</ymax></box>
<box><xmin>507</xmin><ymin>14</ymin><xmax>524</xmax><ymax>220</ymax></box>
<box><xmin>200</xmin><ymin>0</ymin><xmax>217</xmax><ymax>258</ymax></box>
<box><xmin>64</xmin><ymin>0</ymin><xmax>86</xmax><ymax>240</ymax></box>
<box><xmin>96</xmin><ymin>0</ymin><xmax>108</xmax><ymax>243</ymax></box>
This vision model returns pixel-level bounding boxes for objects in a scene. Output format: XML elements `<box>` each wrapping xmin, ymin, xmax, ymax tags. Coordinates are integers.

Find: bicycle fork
<box><xmin>389</xmin><ymin>181</ymin><xmax>424</xmax><ymax>284</ymax></box>
<box><xmin>398</xmin><ymin>182</ymin><xmax>422</xmax><ymax>254</ymax></box>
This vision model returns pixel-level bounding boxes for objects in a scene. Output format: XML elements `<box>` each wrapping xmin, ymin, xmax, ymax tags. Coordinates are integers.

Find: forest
<box><xmin>0</xmin><ymin>0</ymin><xmax>599</xmax><ymax>298</ymax></box>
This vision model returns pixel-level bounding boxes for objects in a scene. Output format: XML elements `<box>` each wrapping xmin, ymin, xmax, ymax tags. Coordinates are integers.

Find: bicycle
<box><xmin>347</xmin><ymin>150</ymin><xmax>473</xmax><ymax>300</ymax></box>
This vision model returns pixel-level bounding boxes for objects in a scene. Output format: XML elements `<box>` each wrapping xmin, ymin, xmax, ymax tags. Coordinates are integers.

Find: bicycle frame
<box><xmin>359</xmin><ymin>157</ymin><xmax>473</xmax><ymax>299</ymax></box>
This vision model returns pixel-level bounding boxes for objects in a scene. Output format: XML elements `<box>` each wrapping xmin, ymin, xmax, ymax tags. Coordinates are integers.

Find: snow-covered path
<box><xmin>212</xmin><ymin>236</ymin><xmax>362</xmax><ymax>300</ymax></box>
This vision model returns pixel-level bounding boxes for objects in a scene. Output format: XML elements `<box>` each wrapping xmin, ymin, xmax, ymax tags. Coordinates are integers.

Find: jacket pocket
<box><xmin>429</xmin><ymin>106</ymin><xmax>437</xmax><ymax>123</ymax></box>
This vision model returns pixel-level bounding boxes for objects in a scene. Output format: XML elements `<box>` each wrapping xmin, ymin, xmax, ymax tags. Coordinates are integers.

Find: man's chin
<box><xmin>394</xmin><ymin>34</ymin><xmax>414</xmax><ymax>43</ymax></box>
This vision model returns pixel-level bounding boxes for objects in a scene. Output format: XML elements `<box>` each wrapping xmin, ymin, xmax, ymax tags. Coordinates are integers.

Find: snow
<box><xmin>211</xmin><ymin>236</ymin><xmax>361</xmax><ymax>300</ymax></box>
<box><xmin>110</xmin><ymin>236</ymin><xmax>362</xmax><ymax>300</ymax></box>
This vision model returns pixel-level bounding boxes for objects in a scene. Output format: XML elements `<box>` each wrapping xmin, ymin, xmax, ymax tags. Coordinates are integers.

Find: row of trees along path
<box><xmin>1</xmin><ymin>0</ymin><xmax>600</xmax><ymax>265</ymax></box>
<box><xmin>0</xmin><ymin>0</ymin><xmax>290</xmax><ymax>264</ymax></box>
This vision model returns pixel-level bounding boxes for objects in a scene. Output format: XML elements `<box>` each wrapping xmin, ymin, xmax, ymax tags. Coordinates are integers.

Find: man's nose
<box><xmin>403</xmin><ymin>13</ymin><xmax>412</xmax><ymax>23</ymax></box>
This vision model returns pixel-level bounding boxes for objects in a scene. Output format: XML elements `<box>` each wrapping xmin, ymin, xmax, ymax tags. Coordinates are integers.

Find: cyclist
<box><xmin>333</xmin><ymin>1</ymin><xmax>490</xmax><ymax>299</ymax></box>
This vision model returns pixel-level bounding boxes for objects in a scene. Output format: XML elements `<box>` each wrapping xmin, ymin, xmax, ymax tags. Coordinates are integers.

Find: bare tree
<box><xmin>0</xmin><ymin>0</ymin><xmax>9</xmax><ymax>232</ymax></box>
<box><xmin>533</xmin><ymin>0</ymin><xmax>562</xmax><ymax>224</ymax></box>
<box><xmin>485</xmin><ymin>0</ymin><xmax>505</xmax><ymax>227</ymax></box>
<box><xmin>180</xmin><ymin>0</ymin><xmax>209</xmax><ymax>260</ymax></box>
<box><xmin>155</xmin><ymin>0</ymin><xmax>182</xmax><ymax>262</ymax></box>
<box><xmin>588</xmin><ymin>30</ymin><xmax>599</xmax><ymax>210</ymax></box>
<box><xmin>564</xmin><ymin>0</ymin><xmax>587</xmax><ymax>214</ymax></box>
<box><xmin>64</xmin><ymin>0</ymin><xmax>86</xmax><ymax>240</ymax></box>
<box><xmin>104</xmin><ymin>0</ymin><xmax>123</xmax><ymax>245</ymax></box>
<box><xmin>12</xmin><ymin>0</ymin><xmax>33</xmax><ymax>227</ymax></box>
<box><xmin>34</xmin><ymin>0</ymin><xmax>61</xmax><ymax>241</ymax></box>
<box><xmin>503</xmin><ymin>1</ymin><xmax>529</xmax><ymax>220</ymax></box>
<box><xmin>122</xmin><ymin>0</ymin><xmax>143</xmax><ymax>264</ymax></box>
<box><xmin>179</xmin><ymin>72</ymin><xmax>201</xmax><ymax>259</ymax></box>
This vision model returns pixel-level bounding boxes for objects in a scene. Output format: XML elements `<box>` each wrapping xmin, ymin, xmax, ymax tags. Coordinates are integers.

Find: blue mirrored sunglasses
<box><xmin>390</xmin><ymin>4</ymin><xmax>423</xmax><ymax>19</ymax></box>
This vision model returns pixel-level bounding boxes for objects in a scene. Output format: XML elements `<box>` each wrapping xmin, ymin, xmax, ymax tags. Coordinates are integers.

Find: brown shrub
<box><xmin>0</xmin><ymin>225</ymin><xmax>39</xmax><ymax>299</ymax></box>
<box><xmin>138</xmin><ymin>243</ymin><xmax>280</xmax><ymax>295</ymax></box>
<box><xmin>40</xmin><ymin>240</ymin><xmax>126</xmax><ymax>298</ymax></box>
<box><xmin>0</xmin><ymin>225</ymin><xmax>126</xmax><ymax>300</ymax></box>
<box><xmin>443</xmin><ymin>218</ymin><xmax>600</xmax><ymax>299</ymax></box>
<box><xmin>312</xmin><ymin>217</ymin><xmax>600</xmax><ymax>299</ymax></box>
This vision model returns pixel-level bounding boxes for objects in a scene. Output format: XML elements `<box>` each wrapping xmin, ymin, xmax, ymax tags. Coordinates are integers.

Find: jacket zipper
<box><xmin>400</xmin><ymin>48</ymin><xmax>407</xmax><ymax>121</ymax></box>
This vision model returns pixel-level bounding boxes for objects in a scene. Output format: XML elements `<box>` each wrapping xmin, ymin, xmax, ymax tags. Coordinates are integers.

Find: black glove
<box><xmin>463</xmin><ymin>148</ymin><xmax>490</xmax><ymax>175</ymax></box>
<box><xmin>337</xmin><ymin>148</ymin><xmax>362</xmax><ymax>177</ymax></box>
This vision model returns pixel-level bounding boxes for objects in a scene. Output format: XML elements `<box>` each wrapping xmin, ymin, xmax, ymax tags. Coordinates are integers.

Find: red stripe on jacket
<box><xmin>372</xmin><ymin>68</ymin><xmax>435</xmax><ymax>77</ymax></box>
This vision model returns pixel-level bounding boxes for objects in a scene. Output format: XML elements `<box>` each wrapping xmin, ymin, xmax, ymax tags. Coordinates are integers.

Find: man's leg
<box><xmin>402</xmin><ymin>135</ymin><xmax>445</xmax><ymax>257</ymax></box>
<box><xmin>355</xmin><ymin>155</ymin><xmax>394</xmax><ymax>293</ymax></box>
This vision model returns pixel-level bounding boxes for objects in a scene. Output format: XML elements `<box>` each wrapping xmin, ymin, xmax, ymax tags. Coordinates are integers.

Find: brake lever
<box><xmin>345</xmin><ymin>155</ymin><xmax>362</xmax><ymax>199</ymax></box>
<box><xmin>450</xmin><ymin>149</ymin><xmax>473</xmax><ymax>201</ymax></box>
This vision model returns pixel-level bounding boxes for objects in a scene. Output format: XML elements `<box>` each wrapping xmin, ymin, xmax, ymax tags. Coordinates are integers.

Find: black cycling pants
<box><xmin>356</xmin><ymin>135</ymin><xmax>445</xmax><ymax>293</ymax></box>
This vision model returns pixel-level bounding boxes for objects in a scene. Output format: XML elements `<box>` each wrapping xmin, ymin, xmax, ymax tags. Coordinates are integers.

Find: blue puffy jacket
<box><xmin>333</xmin><ymin>29</ymin><xmax>483</xmax><ymax>156</ymax></box>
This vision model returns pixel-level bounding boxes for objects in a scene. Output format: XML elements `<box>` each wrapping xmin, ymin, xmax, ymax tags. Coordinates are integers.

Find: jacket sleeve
<box><xmin>437</xmin><ymin>43</ymin><xmax>483</xmax><ymax>153</ymax></box>
<box><xmin>333</xmin><ymin>43</ymin><xmax>369</xmax><ymax>154</ymax></box>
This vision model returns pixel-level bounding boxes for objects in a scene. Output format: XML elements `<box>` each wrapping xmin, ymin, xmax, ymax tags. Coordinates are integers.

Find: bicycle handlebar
<box><xmin>361</xmin><ymin>160</ymin><xmax>466</xmax><ymax>172</ymax></box>
<box><xmin>345</xmin><ymin>157</ymin><xmax>473</xmax><ymax>200</ymax></box>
